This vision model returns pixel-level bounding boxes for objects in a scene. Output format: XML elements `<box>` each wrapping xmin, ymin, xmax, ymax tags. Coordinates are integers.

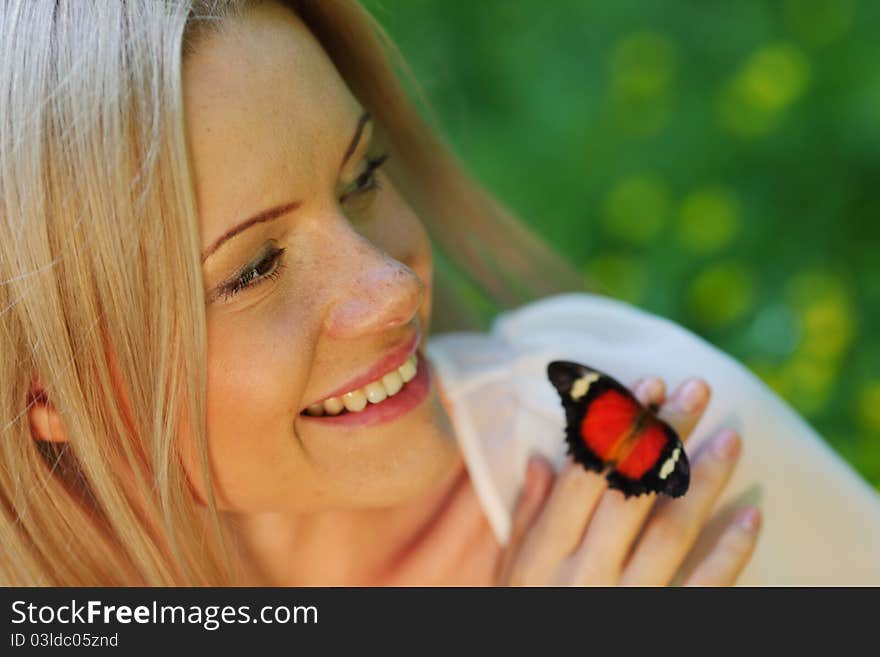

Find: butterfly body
<box><xmin>547</xmin><ymin>360</ymin><xmax>690</xmax><ymax>498</ymax></box>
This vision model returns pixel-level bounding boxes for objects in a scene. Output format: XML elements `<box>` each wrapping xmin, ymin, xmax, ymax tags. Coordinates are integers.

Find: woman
<box><xmin>1</xmin><ymin>0</ymin><xmax>876</xmax><ymax>586</ymax></box>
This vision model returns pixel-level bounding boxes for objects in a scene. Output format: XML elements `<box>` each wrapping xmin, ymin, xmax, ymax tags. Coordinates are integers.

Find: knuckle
<box><xmin>537</xmin><ymin>516</ymin><xmax>573</xmax><ymax>545</ymax></box>
<box><xmin>554</xmin><ymin>462</ymin><xmax>592</xmax><ymax>498</ymax></box>
<box><xmin>647</xmin><ymin>513</ymin><xmax>696</xmax><ymax>548</ymax></box>
<box><xmin>529</xmin><ymin>512</ymin><xmax>581</xmax><ymax>557</ymax></box>
<box><xmin>574</xmin><ymin>543</ymin><xmax>620</xmax><ymax>582</ymax></box>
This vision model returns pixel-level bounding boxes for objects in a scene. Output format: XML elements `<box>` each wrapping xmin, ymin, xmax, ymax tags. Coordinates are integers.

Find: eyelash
<box><xmin>341</xmin><ymin>151</ymin><xmax>389</xmax><ymax>202</ymax></box>
<box><xmin>215</xmin><ymin>151</ymin><xmax>389</xmax><ymax>302</ymax></box>
<box><xmin>216</xmin><ymin>246</ymin><xmax>288</xmax><ymax>302</ymax></box>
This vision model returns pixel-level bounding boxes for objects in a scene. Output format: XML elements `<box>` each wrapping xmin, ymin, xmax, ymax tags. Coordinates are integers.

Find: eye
<box><xmin>212</xmin><ymin>245</ymin><xmax>287</xmax><ymax>303</ymax></box>
<box><xmin>340</xmin><ymin>152</ymin><xmax>389</xmax><ymax>205</ymax></box>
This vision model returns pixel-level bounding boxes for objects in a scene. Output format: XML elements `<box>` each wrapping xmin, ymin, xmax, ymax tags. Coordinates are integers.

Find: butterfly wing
<box><xmin>546</xmin><ymin>360</ymin><xmax>690</xmax><ymax>498</ymax></box>
<box><xmin>546</xmin><ymin>360</ymin><xmax>645</xmax><ymax>474</ymax></box>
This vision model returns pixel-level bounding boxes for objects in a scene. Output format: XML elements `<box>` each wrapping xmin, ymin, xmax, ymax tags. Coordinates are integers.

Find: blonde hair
<box><xmin>0</xmin><ymin>0</ymin><xmax>584</xmax><ymax>585</ymax></box>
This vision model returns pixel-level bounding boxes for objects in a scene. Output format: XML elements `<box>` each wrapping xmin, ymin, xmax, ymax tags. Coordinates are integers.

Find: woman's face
<box><xmin>180</xmin><ymin>0</ymin><xmax>458</xmax><ymax>512</ymax></box>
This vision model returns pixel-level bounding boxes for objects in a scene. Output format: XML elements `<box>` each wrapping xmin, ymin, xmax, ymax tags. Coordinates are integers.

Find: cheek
<box><xmin>208</xmin><ymin>330</ymin><xmax>297</xmax><ymax>429</ymax></box>
<box><xmin>195</xmin><ymin>301</ymin><xmax>316</xmax><ymax>509</ymax></box>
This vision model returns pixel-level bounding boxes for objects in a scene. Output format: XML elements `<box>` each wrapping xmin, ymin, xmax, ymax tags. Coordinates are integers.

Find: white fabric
<box><xmin>425</xmin><ymin>292</ymin><xmax>880</xmax><ymax>585</ymax></box>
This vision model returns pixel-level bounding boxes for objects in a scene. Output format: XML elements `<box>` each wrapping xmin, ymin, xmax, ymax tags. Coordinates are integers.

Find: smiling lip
<box><xmin>299</xmin><ymin>349</ymin><xmax>431</xmax><ymax>428</ymax></box>
<box><xmin>299</xmin><ymin>328</ymin><xmax>421</xmax><ymax>413</ymax></box>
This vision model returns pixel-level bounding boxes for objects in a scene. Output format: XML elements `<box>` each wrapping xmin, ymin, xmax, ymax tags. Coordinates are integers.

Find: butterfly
<box><xmin>546</xmin><ymin>360</ymin><xmax>690</xmax><ymax>498</ymax></box>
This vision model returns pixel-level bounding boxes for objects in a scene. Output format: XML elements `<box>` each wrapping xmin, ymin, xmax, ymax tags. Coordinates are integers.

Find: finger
<box><xmin>683</xmin><ymin>506</ymin><xmax>762</xmax><ymax>586</ymax></box>
<box><xmin>496</xmin><ymin>454</ymin><xmax>555</xmax><ymax>584</ymax></box>
<box><xmin>508</xmin><ymin>457</ymin><xmax>607</xmax><ymax>584</ymax></box>
<box><xmin>659</xmin><ymin>377</ymin><xmax>711</xmax><ymax>441</ymax></box>
<box><xmin>569</xmin><ymin>377</ymin><xmax>711</xmax><ymax>584</ymax></box>
<box><xmin>619</xmin><ymin>428</ymin><xmax>742</xmax><ymax>585</ymax></box>
<box><xmin>512</xmin><ymin>377</ymin><xmax>664</xmax><ymax>585</ymax></box>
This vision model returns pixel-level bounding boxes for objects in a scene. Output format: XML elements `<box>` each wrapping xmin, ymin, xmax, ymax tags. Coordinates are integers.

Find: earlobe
<box><xmin>27</xmin><ymin>386</ymin><xmax>70</xmax><ymax>444</ymax></box>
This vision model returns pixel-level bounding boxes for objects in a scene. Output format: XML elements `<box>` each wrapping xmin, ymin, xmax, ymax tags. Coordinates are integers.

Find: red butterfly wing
<box><xmin>614</xmin><ymin>420</ymin><xmax>669</xmax><ymax>480</ymax></box>
<box><xmin>579</xmin><ymin>388</ymin><xmax>641</xmax><ymax>462</ymax></box>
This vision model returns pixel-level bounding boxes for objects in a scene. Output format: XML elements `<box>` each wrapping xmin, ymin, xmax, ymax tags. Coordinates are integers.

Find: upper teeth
<box><xmin>305</xmin><ymin>354</ymin><xmax>418</xmax><ymax>416</ymax></box>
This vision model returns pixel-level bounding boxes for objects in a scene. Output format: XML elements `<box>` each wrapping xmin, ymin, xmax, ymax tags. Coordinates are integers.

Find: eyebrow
<box><xmin>200</xmin><ymin>110</ymin><xmax>373</xmax><ymax>262</ymax></box>
<box><xmin>340</xmin><ymin>110</ymin><xmax>372</xmax><ymax>170</ymax></box>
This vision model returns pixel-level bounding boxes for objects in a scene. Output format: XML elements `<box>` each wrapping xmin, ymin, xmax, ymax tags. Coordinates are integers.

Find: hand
<box><xmin>495</xmin><ymin>376</ymin><xmax>761</xmax><ymax>586</ymax></box>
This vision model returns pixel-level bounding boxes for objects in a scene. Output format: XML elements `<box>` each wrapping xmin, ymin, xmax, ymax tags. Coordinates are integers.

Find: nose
<box><xmin>321</xmin><ymin>219</ymin><xmax>425</xmax><ymax>339</ymax></box>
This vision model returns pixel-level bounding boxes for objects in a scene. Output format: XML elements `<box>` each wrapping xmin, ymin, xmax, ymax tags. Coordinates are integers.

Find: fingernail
<box><xmin>635</xmin><ymin>377</ymin><xmax>661</xmax><ymax>403</ymax></box>
<box><xmin>713</xmin><ymin>429</ymin><xmax>740</xmax><ymax>460</ymax></box>
<box><xmin>736</xmin><ymin>506</ymin><xmax>761</xmax><ymax>532</ymax></box>
<box><xmin>680</xmin><ymin>379</ymin><xmax>708</xmax><ymax>413</ymax></box>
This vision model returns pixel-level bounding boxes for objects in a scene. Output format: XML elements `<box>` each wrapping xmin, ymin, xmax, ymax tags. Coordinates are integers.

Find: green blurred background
<box><xmin>361</xmin><ymin>0</ymin><xmax>880</xmax><ymax>489</ymax></box>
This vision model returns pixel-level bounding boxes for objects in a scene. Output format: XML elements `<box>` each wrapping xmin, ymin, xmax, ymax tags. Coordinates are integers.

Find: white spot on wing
<box><xmin>658</xmin><ymin>446</ymin><xmax>681</xmax><ymax>480</ymax></box>
<box><xmin>570</xmin><ymin>372</ymin><xmax>600</xmax><ymax>400</ymax></box>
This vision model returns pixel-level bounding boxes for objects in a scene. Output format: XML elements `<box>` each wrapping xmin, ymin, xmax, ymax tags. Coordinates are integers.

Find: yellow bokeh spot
<box><xmin>611</xmin><ymin>32</ymin><xmax>677</xmax><ymax>102</ymax></box>
<box><xmin>717</xmin><ymin>42</ymin><xmax>811</xmax><ymax>137</ymax></box>
<box><xmin>785</xmin><ymin>270</ymin><xmax>856</xmax><ymax>361</ymax></box>
<box><xmin>586</xmin><ymin>252</ymin><xmax>647</xmax><ymax>305</ymax></box>
<box><xmin>603</xmin><ymin>175</ymin><xmax>670</xmax><ymax>244</ymax></box>
<box><xmin>685</xmin><ymin>260</ymin><xmax>755</xmax><ymax>328</ymax></box>
<box><xmin>677</xmin><ymin>186</ymin><xmax>741</xmax><ymax>254</ymax></box>
<box><xmin>779</xmin><ymin>355</ymin><xmax>836</xmax><ymax>416</ymax></box>
<box><xmin>799</xmin><ymin>299</ymin><xmax>855</xmax><ymax>360</ymax></box>
<box><xmin>784</xmin><ymin>0</ymin><xmax>853</xmax><ymax>47</ymax></box>
<box><xmin>857</xmin><ymin>382</ymin><xmax>880</xmax><ymax>435</ymax></box>
<box><xmin>741</xmin><ymin>44</ymin><xmax>810</xmax><ymax>110</ymax></box>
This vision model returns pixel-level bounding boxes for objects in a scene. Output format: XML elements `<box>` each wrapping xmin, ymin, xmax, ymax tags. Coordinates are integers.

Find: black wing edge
<box><xmin>546</xmin><ymin>360</ymin><xmax>639</xmax><ymax>406</ymax></box>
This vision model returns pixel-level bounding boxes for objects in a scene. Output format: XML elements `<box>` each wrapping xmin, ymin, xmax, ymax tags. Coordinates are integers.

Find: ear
<box><xmin>27</xmin><ymin>384</ymin><xmax>70</xmax><ymax>443</ymax></box>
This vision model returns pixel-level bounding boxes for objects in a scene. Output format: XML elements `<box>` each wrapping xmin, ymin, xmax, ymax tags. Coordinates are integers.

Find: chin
<box><xmin>372</xmin><ymin>430</ymin><xmax>459</xmax><ymax>508</ymax></box>
<box><xmin>342</xmin><ymin>395</ymin><xmax>461</xmax><ymax>509</ymax></box>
